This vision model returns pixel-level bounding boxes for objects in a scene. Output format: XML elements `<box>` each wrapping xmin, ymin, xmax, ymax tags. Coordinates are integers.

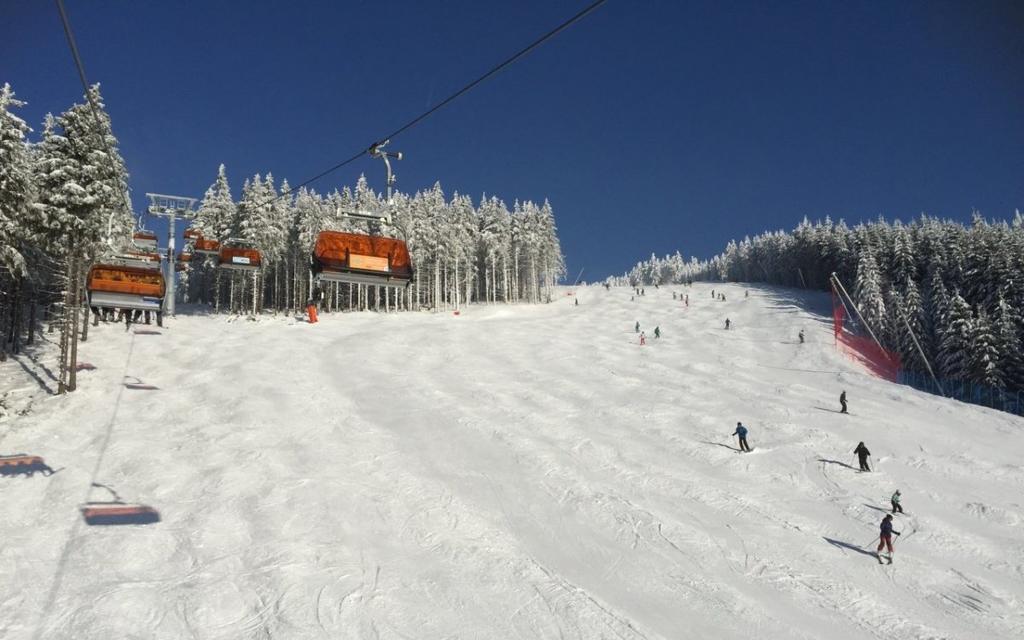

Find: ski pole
<box><xmin>865</xmin><ymin>536</ymin><xmax>879</xmax><ymax>548</ymax></box>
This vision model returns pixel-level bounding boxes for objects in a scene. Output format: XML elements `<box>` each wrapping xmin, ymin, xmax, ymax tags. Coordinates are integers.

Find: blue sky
<box><xmin>3</xmin><ymin>1</ymin><xmax>1022</xmax><ymax>279</ymax></box>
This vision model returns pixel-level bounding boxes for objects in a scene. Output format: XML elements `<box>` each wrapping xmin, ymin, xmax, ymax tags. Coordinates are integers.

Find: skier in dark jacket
<box><xmin>854</xmin><ymin>442</ymin><xmax>871</xmax><ymax>471</ymax></box>
<box><xmin>840</xmin><ymin>390</ymin><xmax>848</xmax><ymax>414</ymax></box>
<box><xmin>725</xmin><ymin>318</ymin><xmax>731</xmax><ymax>330</ymax></box>
<box><xmin>654</xmin><ymin>326</ymin><xmax>661</xmax><ymax>339</ymax></box>
<box><xmin>635</xmin><ymin>321</ymin><xmax>640</xmax><ymax>333</ymax></box>
<box><xmin>732</xmin><ymin>422</ymin><xmax>751</xmax><ymax>452</ymax></box>
<box><xmin>799</xmin><ymin>329</ymin><xmax>805</xmax><ymax>344</ymax></box>
<box><xmin>877</xmin><ymin>514</ymin><xmax>901</xmax><ymax>561</ymax></box>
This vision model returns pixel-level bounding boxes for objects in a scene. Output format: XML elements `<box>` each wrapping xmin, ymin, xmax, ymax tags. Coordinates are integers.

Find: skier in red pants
<box><xmin>877</xmin><ymin>514</ymin><xmax>901</xmax><ymax>562</ymax></box>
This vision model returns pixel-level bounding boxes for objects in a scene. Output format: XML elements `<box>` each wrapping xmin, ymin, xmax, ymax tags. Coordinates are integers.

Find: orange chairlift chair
<box><xmin>217</xmin><ymin>239</ymin><xmax>263</xmax><ymax>271</ymax></box>
<box><xmin>87</xmin><ymin>263</ymin><xmax>166</xmax><ymax>312</ymax></box>
<box><xmin>132</xmin><ymin>229</ymin><xmax>159</xmax><ymax>250</ymax></box>
<box><xmin>311</xmin><ymin>230</ymin><xmax>413</xmax><ymax>288</ymax></box>
<box><xmin>192</xmin><ymin>236</ymin><xmax>221</xmax><ymax>255</ymax></box>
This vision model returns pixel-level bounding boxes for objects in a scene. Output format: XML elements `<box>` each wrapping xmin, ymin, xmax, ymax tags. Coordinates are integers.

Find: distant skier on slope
<box><xmin>640</xmin><ymin>331</ymin><xmax>647</xmax><ymax>346</ymax></box>
<box><xmin>840</xmin><ymin>390</ymin><xmax>848</xmax><ymax>414</ymax></box>
<box><xmin>725</xmin><ymin>318</ymin><xmax>731</xmax><ymax>330</ymax></box>
<box><xmin>877</xmin><ymin>514</ymin><xmax>901</xmax><ymax>562</ymax></box>
<box><xmin>854</xmin><ymin>442</ymin><xmax>871</xmax><ymax>472</ymax></box>
<box><xmin>654</xmin><ymin>326</ymin><xmax>661</xmax><ymax>339</ymax></box>
<box><xmin>635</xmin><ymin>321</ymin><xmax>640</xmax><ymax>333</ymax></box>
<box><xmin>673</xmin><ymin>292</ymin><xmax>677</xmax><ymax>300</ymax></box>
<box><xmin>732</xmin><ymin>422</ymin><xmax>751</xmax><ymax>452</ymax></box>
<box><xmin>891</xmin><ymin>490</ymin><xmax>903</xmax><ymax>514</ymax></box>
<box><xmin>799</xmin><ymin>329</ymin><xmax>805</xmax><ymax>344</ymax></box>
<box><xmin>711</xmin><ymin>289</ymin><xmax>715</xmax><ymax>297</ymax></box>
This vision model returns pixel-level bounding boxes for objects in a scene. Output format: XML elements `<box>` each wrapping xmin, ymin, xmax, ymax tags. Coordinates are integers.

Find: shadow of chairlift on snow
<box><xmin>133</xmin><ymin>329</ymin><xmax>162</xmax><ymax>335</ymax></box>
<box><xmin>81</xmin><ymin>483</ymin><xmax>160</xmax><ymax>526</ymax></box>
<box><xmin>123</xmin><ymin>376</ymin><xmax>158</xmax><ymax>391</ymax></box>
<box><xmin>0</xmin><ymin>454</ymin><xmax>58</xmax><ymax>478</ymax></box>
<box><xmin>75</xmin><ymin>362</ymin><xmax>97</xmax><ymax>371</ymax></box>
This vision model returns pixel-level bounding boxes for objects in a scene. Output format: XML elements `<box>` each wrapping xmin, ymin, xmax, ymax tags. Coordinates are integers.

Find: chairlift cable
<box><xmin>260</xmin><ymin>0</ymin><xmax>610</xmax><ymax>208</ymax></box>
<box><xmin>54</xmin><ymin>0</ymin><xmax>135</xmax><ymax>221</ymax></box>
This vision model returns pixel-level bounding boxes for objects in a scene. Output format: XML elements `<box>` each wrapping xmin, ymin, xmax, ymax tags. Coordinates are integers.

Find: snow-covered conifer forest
<box><xmin>623</xmin><ymin>216</ymin><xmax>1024</xmax><ymax>396</ymax></box>
<box><xmin>0</xmin><ymin>84</ymin><xmax>565</xmax><ymax>365</ymax></box>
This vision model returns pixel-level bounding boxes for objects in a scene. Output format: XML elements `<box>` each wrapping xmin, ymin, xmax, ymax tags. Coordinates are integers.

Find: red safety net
<box><xmin>832</xmin><ymin>287</ymin><xmax>901</xmax><ymax>381</ymax></box>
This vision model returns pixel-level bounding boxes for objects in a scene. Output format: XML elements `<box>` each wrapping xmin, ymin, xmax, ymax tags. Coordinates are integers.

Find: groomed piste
<box><xmin>1</xmin><ymin>283</ymin><xmax>1022</xmax><ymax>639</ymax></box>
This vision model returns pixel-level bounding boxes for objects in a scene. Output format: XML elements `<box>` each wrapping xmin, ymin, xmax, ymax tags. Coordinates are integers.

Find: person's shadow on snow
<box><xmin>823</xmin><ymin>537</ymin><xmax>877</xmax><ymax>557</ymax></box>
<box><xmin>817</xmin><ymin>458</ymin><xmax>858</xmax><ymax>471</ymax></box>
<box><xmin>700</xmin><ymin>441</ymin><xmax>743</xmax><ymax>453</ymax></box>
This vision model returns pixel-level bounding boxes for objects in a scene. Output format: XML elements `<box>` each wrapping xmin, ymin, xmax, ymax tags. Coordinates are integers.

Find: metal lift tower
<box><xmin>146</xmin><ymin>193</ymin><xmax>197</xmax><ymax>316</ymax></box>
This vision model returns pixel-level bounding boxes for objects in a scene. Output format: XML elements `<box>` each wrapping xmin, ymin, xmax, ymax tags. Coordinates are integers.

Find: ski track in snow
<box><xmin>1</xmin><ymin>283</ymin><xmax>1023</xmax><ymax>639</ymax></box>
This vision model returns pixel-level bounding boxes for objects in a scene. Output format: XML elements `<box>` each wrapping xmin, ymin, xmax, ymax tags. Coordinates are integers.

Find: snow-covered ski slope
<box><xmin>2</xmin><ymin>283</ymin><xmax>1022</xmax><ymax>640</ymax></box>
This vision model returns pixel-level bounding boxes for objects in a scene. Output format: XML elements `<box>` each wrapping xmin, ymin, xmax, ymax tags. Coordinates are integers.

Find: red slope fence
<box><xmin>831</xmin><ymin>288</ymin><xmax>901</xmax><ymax>382</ymax></box>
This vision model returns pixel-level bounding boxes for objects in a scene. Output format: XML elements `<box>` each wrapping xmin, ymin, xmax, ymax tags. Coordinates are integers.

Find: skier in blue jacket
<box><xmin>732</xmin><ymin>422</ymin><xmax>751</xmax><ymax>452</ymax></box>
<box><xmin>877</xmin><ymin>514</ymin><xmax>901</xmax><ymax>562</ymax></box>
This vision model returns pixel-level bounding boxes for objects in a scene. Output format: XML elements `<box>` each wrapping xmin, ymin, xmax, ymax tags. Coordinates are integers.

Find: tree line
<box><xmin>0</xmin><ymin>83</ymin><xmax>565</xmax><ymax>389</ymax></box>
<box><xmin>623</xmin><ymin>214</ymin><xmax>1024</xmax><ymax>393</ymax></box>
<box><xmin>186</xmin><ymin>166</ymin><xmax>565</xmax><ymax>315</ymax></box>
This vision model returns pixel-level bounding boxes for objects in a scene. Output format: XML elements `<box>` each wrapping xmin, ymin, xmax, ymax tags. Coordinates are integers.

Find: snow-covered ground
<box><xmin>1</xmin><ymin>282</ymin><xmax>1022</xmax><ymax>640</ymax></box>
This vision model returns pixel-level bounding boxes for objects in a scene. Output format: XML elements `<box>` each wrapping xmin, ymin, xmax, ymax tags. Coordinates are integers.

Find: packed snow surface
<box><xmin>1</xmin><ymin>283</ymin><xmax>1022</xmax><ymax>639</ymax></box>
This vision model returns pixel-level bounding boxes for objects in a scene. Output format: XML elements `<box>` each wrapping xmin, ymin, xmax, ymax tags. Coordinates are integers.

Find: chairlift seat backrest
<box><xmin>313</xmin><ymin>230</ymin><xmax>413</xmax><ymax>287</ymax></box>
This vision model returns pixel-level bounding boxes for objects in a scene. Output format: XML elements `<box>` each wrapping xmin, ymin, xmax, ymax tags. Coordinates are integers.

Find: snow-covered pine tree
<box><xmin>854</xmin><ymin>249</ymin><xmax>889</xmax><ymax>346</ymax></box>
<box><xmin>194</xmin><ymin>164</ymin><xmax>236</xmax><ymax>241</ymax></box>
<box><xmin>968</xmin><ymin>307</ymin><xmax>1002</xmax><ymax>388</ymax></box>
<box><xmin>0</xmin><ymin>83</ymin><xmax>36</xmax><ymax>360</ymax></box>
<box><xmin>0</xmin><ymin>84</ymin><xmax>34</xmax><ymax>281</ymax></box>
<box><xmin>938</xmin><ymin>293</ymin><xmax>973</xmax><ymax>381</ymax></box>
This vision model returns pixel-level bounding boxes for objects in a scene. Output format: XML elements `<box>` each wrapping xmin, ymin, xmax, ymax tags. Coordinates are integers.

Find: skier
<box><xmin>876</xmin><ymin>514</ymin><xmax>901</xmax><ymax>562</ymax></box>
<box><xmin>854</xmin><ymin>441</ymin><xmax>871</xmax><ymax>472</ymax></box>
<box><xmin>306</xmin><ymin>298</ymin><xmax>319</xmax><ymax>323</ymax></box>
<box><xmin>639</xmin><ymin>331</ymin><xmax>646</xmax><ymax>346</ymax></box>
<box><xmin>745</xmin><ymin>290</ymin><xmax>749</xmax><ymax>298</ymax></box>
<box><xmin>725</xmin><ymin>318</ymin><xmax>731</xmax><ymax>330</ymax></box>
<box><xmin>641</xmin><ymin>288</ymin><xmax>645</xmax><ymax>296</ymax></box>
<box><xmin>574</xmin><ymin>297</ymin><xmax>579</xmax><ymax>306</ymax></box>
<box><xmin>684</xmin><ymin>294</ymin><xmax>689</xmax><ymax>306</ymax></box>
<box><xmin>654</xmin><ymin>326</ymin><xmax>661</xmax><ymax>339</ymax></box>
<box><xmin>799</xmin><ymin>329</ymin><xmax>805</xmax><ymax>344</ymax></box>
<box><xmin>635</xmin><ymin>321</ymin><xmax>640</xmax><ymax>333</ymax></box>
<box><xmin>722</xmin><ymin>294</ymin><xmax>726</xmax><ymax>302</ymax></box>
<box><xmin>891</xmin><ymin>490</ymin><xmax>903</xmax><ymax>514</ymax></box>
<box><xmin>732</xmin><ymin>422</ymin><xmax>751</xmax><ymax>452</ymax></box>
<box><xmin>840</xmin><ymin>390</ymin><xmax>848</xmax><ymax>414</ymax></box>
<box><xmin>673</xmin><ymin>292</ymin><xmax>677</xmax><ymax>300</ymax></box>
<box><xmin>711</xmin><ymin>289</ymin><xmax>715</xmax><ymax>297</ymax></box>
